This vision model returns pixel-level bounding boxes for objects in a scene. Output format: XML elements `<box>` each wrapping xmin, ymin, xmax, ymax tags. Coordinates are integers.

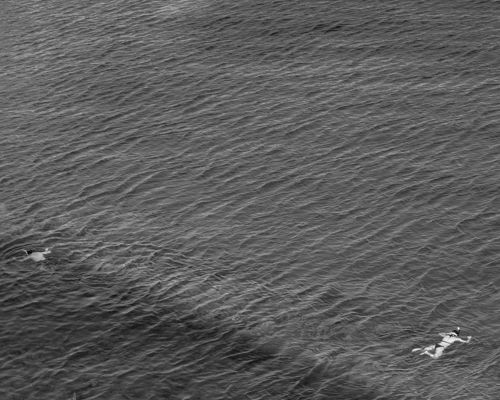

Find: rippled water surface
<box><xmin>1</xmin><ymin>0</ymin><xmax>500</xmax><ymax>399</ymax></box>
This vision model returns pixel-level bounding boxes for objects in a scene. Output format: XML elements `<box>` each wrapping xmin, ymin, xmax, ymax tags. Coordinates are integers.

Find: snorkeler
<box><xmin>21</xmin><ymin>248</ymin><xmax>51</xmax><ymax>261</ymax></box>
<box><xmin>412</xmin><ymin>327</ymin><xmax>471</xmax><ymax>359</ymax></box>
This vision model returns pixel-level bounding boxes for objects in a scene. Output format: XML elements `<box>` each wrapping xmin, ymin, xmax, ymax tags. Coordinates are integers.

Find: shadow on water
<box><xmin>0</xmin><ymin>203</ymin><xmax>399</xmax><ymax>398</ymax></box>
<box><xmin>1</xmin><ymin>252</ymin><xmax>388</xmax><ymax>400</ymax></box>
<box><xmin>0</xmin><ymin>222</ymin><xmax>389</xmax><ymax>399</ymax></box>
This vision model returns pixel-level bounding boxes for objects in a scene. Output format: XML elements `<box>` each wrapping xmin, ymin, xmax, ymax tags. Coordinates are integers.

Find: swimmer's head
<box><xmin>21</xmin><ymin>249</ymin><xmax>33</xmax><ymax>255</ymax></box>
<box><xmin>451</xmin><ymin>327</ymin><xmax>460</xmax><ymax>336</ymax></box>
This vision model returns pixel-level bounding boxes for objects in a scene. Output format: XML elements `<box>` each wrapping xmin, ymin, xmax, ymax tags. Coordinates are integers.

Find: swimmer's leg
<box><xmin>414</xmin><ymin>344</ymin><xmax>435</xmax><ymax>353</ymax></box>
<box><xmin>420</xmin><ymin>345</ymin><xmax>436</xmax><ymax>355</ymax></box>
<box><xmin>421</xmin><ymin>347</ymin><xmax>443</xmax><ymax>359</ymax></box>
<box><xmin>421</xmin><ymin>351</ymin><xmax>438</xmax><ymax>359</ymax></box>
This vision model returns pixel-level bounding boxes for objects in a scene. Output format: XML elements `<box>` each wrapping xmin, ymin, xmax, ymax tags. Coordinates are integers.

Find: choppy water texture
<box><xmin>1</xmin><ymin>0</ymin><xmax>500</xmax><ymax>399</ymax></box>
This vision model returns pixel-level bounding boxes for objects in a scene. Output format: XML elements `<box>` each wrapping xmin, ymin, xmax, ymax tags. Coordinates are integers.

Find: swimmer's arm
<box><xmin>456</xmin><ymin>336</ymin><xmax>471</xmax><ymax>343</ymax></box>
<box><xmin>438</xmin><ymin>332</ymin><xmax>447</xmax><ymax>337</ymax></box>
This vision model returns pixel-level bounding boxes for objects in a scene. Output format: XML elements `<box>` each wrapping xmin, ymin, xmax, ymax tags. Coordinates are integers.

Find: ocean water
<box><xmin>1</xmin><ymin>0</ymin><xmax>500</xmax><ymax>399</ymax></box>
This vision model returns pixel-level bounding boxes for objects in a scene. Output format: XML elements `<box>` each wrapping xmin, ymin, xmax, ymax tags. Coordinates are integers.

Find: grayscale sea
<box><xmin>1</xmin><ymin>1</ymin><xmax>499</xmax><ymax>399</ymax></box>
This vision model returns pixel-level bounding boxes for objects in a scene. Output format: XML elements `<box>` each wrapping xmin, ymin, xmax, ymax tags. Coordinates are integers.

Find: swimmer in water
<box><xmin>412</xmin><ymin>327</ymin><xmax>471</xmax><ymax>359</ymax></box>
<box><xmin>22</xmin><ymin>248</ymin><xmax>51</xmax><ymax>262</ymax></box>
